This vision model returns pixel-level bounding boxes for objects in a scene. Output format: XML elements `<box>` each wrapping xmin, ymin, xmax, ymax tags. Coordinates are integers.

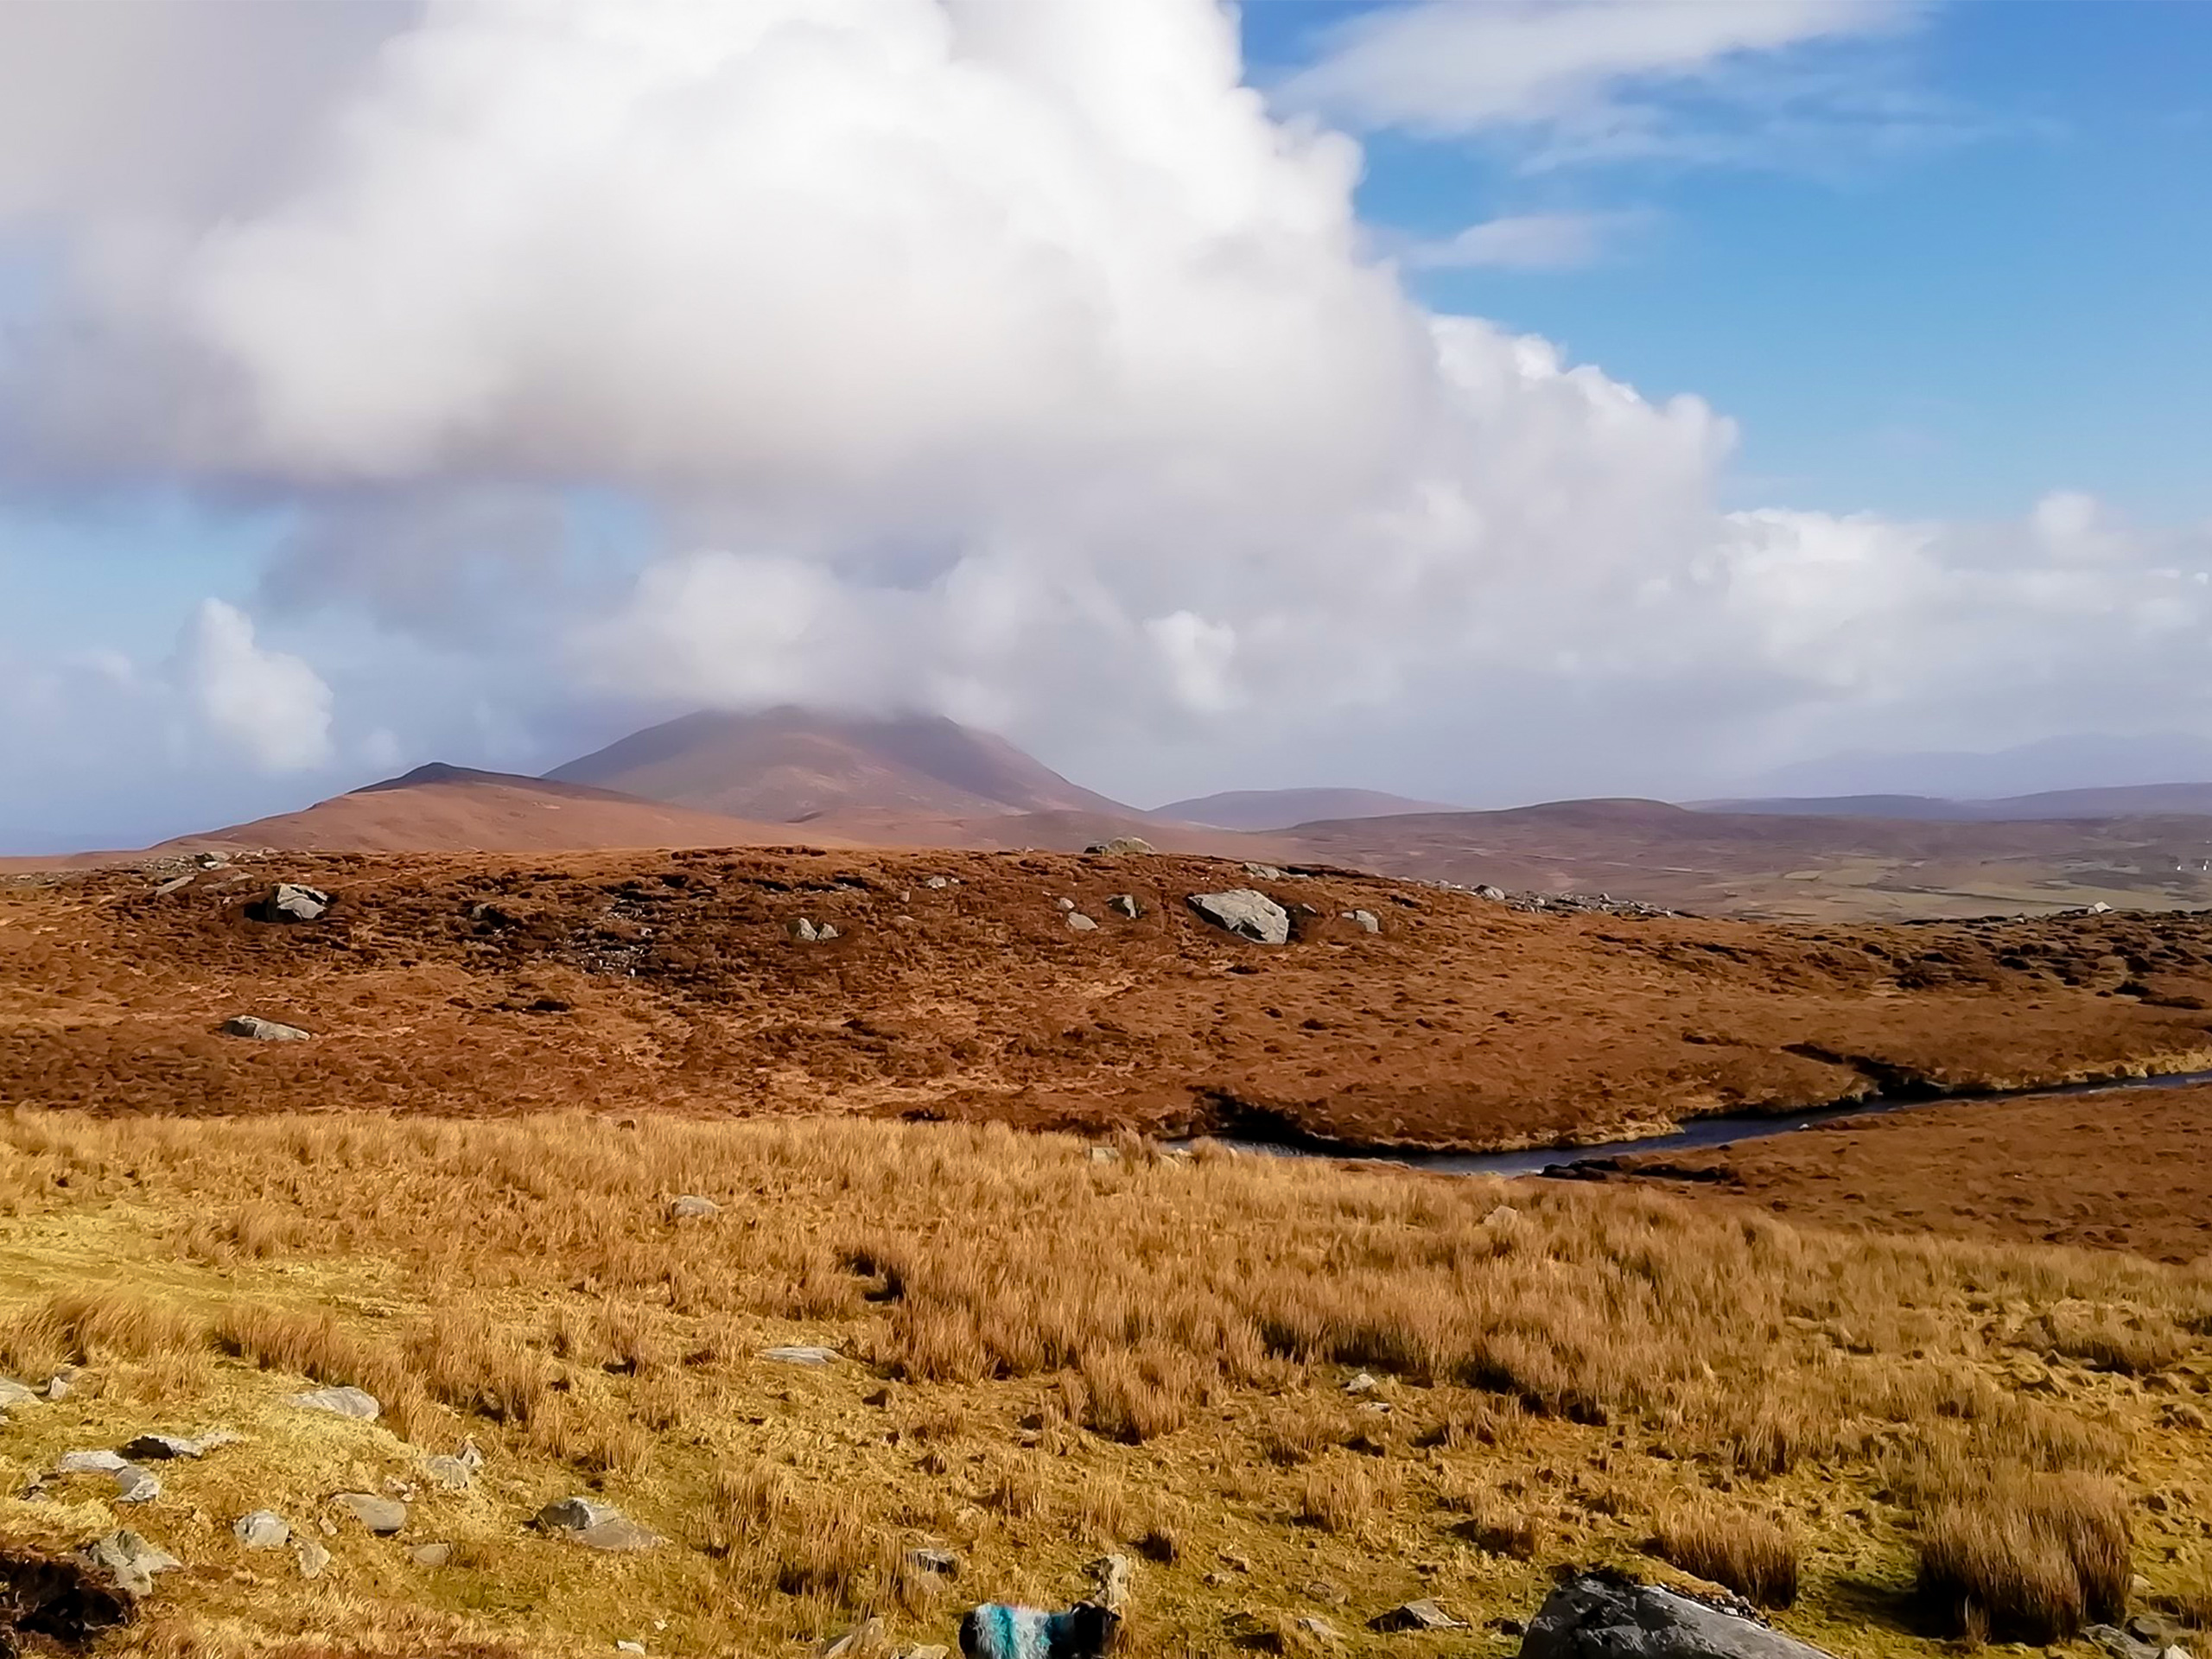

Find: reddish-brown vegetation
<box><xmin>10</xmin><ymin>847</ymin><xmax>2212</xmax><ymax>1148</ymax></box>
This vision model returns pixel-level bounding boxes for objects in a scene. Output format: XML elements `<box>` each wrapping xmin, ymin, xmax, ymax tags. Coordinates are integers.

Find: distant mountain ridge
<box><xmin>1699</xmin><ymin>781</ymin><xmax>2212</xmax><ymax>822</ymax></box>
<box><xmin>548</xmin><ymin>707</ymin><xmax>1140</xmax><ymax>826</ymax></box>
<box><xmin>1157</xmin><ymin>786</ymin><xmax>1458</xmax><ymax>830</ymax></box>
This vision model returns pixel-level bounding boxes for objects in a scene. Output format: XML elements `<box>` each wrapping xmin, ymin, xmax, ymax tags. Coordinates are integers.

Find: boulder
<box><xmin>121</xmin><ymin>1431</ymin><xmax>235</xmax><ymax>1460</ymax></box>
<box><xmin>1476</xmin><ymin>885</ymin><xmax>1506</xmax><ymax>902</ymax></box>
<box><xmin>290</xmin><ymin>1385</ymin><xmax>379</xmax><ymax>1421</ymax></box>
<box><xmin>233</xmin><ymin>1510</ymin><xmax>290</xmax><ymax>1549</ymax></box>
<box><xmin>1343</xmin><ymin>1371</ymin><xmax>1380</xmax><ymax>1395</ymax></box>
<box><xmin>821</xmin><ymin>1617</ymin><xmax>888</xmax><ymax>1659</ymax></box>
<box><xmin>1521</xmin><ymin>1571</ymin><xmax>1834</xmax><ymax>1659</ymax></box>
<box><xmin>537</xmin><ymin>1496</ymin><xmax>620</xmax><ymax>1533</ymax></box>
<box><xmin>1085</xmin><ymin>838</ymin><xmax>1155</xmax><ymax>855</ymax></box>
<box><xmin>1107</xmin><ymin>894</ymin><xmax>1141</xmax><ymax>919</ymax></box>
<box><xmin>1340</xmin><ymin>910</ymin><xmax>1380</xmax><ymax>933</ymax></box>
<box><xmin>1084</xmin><ymin>1553</ymin><xmax>1134</xmax><ymax>1613</ymax></box>
<box><xmin>1066</xmin><ymin>912</ymin><xmax>1098</xmax><ymax>931</ymax></box>
<box><xmin>424</xmin><ymin>1454</ymin><xmax>474</xmax><ymax>1491</ymax></box>
<box><xmin>153</xmin><ymin>874</ymin><xmax>194</xmax><ymax>897</ymax></box>
<box><xmin>909</xmin><ymin>1546</ymin><xmax>961</xmax><ymax>1579</ymax></box>
<box><xmin>45</xmin><ymin>1370</ymin><xmax>76</xmax><ymax>1401</ymax></box>
<box><xmin>760</xmin><ymin>1344</ymin><xmax>839</xmax><ymax>1366</ymax></box>
<box><xmin>295</xmin><ymin>1538</ymin><xmax>331</xmax><ymax>1580</ymax></box>
<box><xmin>410</xmin><ymin>1541</ymin><xmax>453</xmax><ymax>1567</ymax></box>
<box><xmin>57</xmin><ymin>1449</ymin><xmax>128</xmax><ymax>1476</ymax></box>
<box><xmin>1056</xmin><ymin>897</ymin><xmax>1076</xmax><ymax>911</ymax></box>
<box><xmin>259</xmin><ymin>883</ymin><xmax>330</xmax><ymax>924</ymax></box>
<box><xmin>333</xmin><ymin>1492</ymin><xmax>407</xmax><ymax>1534</ymax></box>
<box><xmin>0</xmin><ymin>1376</ymin><xmax>40</xmax><ymax>1408</ymax></box>
<box><xmin>195</xmin><ymin>851</ymin><xmax>231</xmax><ymax>869</ymax></box>
<box><xmin>223</xmin><ymin>1014</ymin><xmax>312</xmax><ymax>1042</ymax></box>
<box><xmin>924</xmin><ymin>875</ymin><xmax>954</xmax><ymax>889</ymax></box>
<box><xmin>577</xmin><ymin>1516</ymin><xmax>662</xmax><ymax>1553</ymax></box>
<box><xmin>1296</xmin><ymin>1618</ymin><xmax>1345</xmax><ymax>1648</ymax></box>
<box><xmin>668</xmin><ymin>1194</ymin><xmax>721</xmax><ymax>1221</ymax></box>
<box><xmin>1243</xmin><ymin>862</ymin><xmax>1287</xmax><ymax>880</ymax></box>
<box><xmin>1186</xmin><ymin>889</ymin><xmax>1290</xmax><ymax>945</ymax></box>
<box><xmin>1372</xmin><ymin>1599</ymin><xmax>1465</xmax><ymax>1633</ymax></box>
<box><xmin>111</xmin><ymin>1465</ymin><xmax>161</xmax><ymax>1503</ymax></box>
<box><xmin>76</xmin><ymin>1529</ymin><xmax>183</xmax><ymax>1598</ymax></box>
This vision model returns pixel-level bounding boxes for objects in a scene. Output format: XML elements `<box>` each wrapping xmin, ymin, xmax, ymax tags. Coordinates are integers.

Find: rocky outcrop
<box><xmin>255</xmin><ymin>884</ymin><xmax>331</xmax><ymax>924</ymax></box>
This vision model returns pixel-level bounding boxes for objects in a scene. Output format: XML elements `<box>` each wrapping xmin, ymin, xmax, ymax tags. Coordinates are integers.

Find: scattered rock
<box><xmin>820</xmin><ymin>1618</ymin><xmax>888</xmax><ymax>1659</ymax></box>
<box><xmin>924</xmin><ymin>876</ymin><xmax>953</xmax><ymax>889</ymax></box>
<box><xmin>2129</xmin><ymin>1614</ymin><xmax>2189</xmax><ymax>1649</ymax></box>
<box><xmin>760</xmin><ymin>1344</ymin><xmax>838</xmax><ymax>1366</ymax></box>
<box><xmin>1343</xmin><ymin>1371</ymin><xmax>1380</xmax><ymax>1395</ymax></box>
<box><xmin>0</xmin><ymin>1376</ymin><xmax>35</xmax><ymax>1408</ymax></box>
<box><xmin>153</xmin><ymin>874</ymin><xmax>194</xmax><ymax>897</ymax></box>
<box><xmin>1370</xmin><ymin>1599</ymin><xmax>1465</xmax><ymax>1633</ymax></box>
<box><xmin>909</xmin><ymin>1547</ymin><xmax>961</xmax><ymax>1579</ymax></box>
<box><xmin>616</xmin><ymin>1643</ymin><xmax>645</xmax><ymax>1656</ymax></box>
<box><xmin>1066</xmin><ymin>912</ymin><xmax>1098</xmax><ymax>931</ymax></box>
<box><xmin>1088</xmin><ymin>1146</ymin><xmax>1120</xmax><ymax>1164</ymax></box>
<box><xmin>577</xmin><ymin>1517</ymin><xmax>663</xmax><ymax>1553</ymax></box>
<box><xmin>233</xmin><ymin>1510</ymin><xmax>290</xmax><ymax>1549</ymax></box>
<box><xmin>667</xmin><ymin>1194</ymin><xmax>721</xmax><ymax>1221</ymax></box>
<box><xmin>56</xmin><ymin>1450</ymin><xmax>128</xmax><ymax>1476</ymax></box>
<box><xmin>195</xmin><ymin>851</ymin><xmax>231</xmax><ymax>869</ymax></box>
<box><xmin>290</xmin><ymin>1385</ymin><xmax>379</xmax><ymax>1421</ymax></box>
<box><xmin>223</xmin><ymin>1014</ymin><xmax>312</xmax><ymax>1042</ymax></box>
<box><xmin>76</xmin><ymin>1529</ymin><xmax>183</xmax><ymax>1598</ymax></box>
<box><xmin>1522</xmin><ymin>1571</ymin><xmax>1834</xmax><ymax>1659</ymax></box>
<box><xmin>1340</xmin><ymin>909</ymin><xmax>1380</xmax><ymax>933</ymax></box>
<box><xmin>121</xmin><ymin>1431</ymin><xmax>235</xmax><ymax>1460</ymax></box>
<box><xmin>258</xmin><ymin>883</ymin><xmax>331</xmax><ymax>924</ymax></box>
<box><xmin>789</xmin><ymin>918</ymin><xmax>840</xmax><ymax>943</ymax></box>
<box><xmin>1086</xmin><ymin>837</ymin><xmax>1155</xmax><ymax>855</ymax></box>
<box><xmin>410</xmin><ymin>1542</ymin><xmax>453</xmax><ymax>1567</ymax></box>
<box><xmin>2088</xmin><ymin>1628</ymin><xmax>2163</xmax><ymax>1659</ymax></box>
<box><xmin>1056</xmin><ymin>897</ymin><xmax>1077</xmax><ymax>911</ymax></box>
<box><xmin>43</xmin><ymin>1370</ymin><xmax>76</xmax><ymax>1401</ymax></box>
<box><xmin>1243</xmin><ymin>862</ymin><xmax>1287</xmax><ymax>880</ymax></box>
<box><xmin>1106</xmin><ymin>894</ymin><xmax>1141</xmax><ymax>918</ymax></box>
<box><xmin>1475</xmin><ymin>885</ymin><xmax>1506</xmax><ymax>902</ymax></box>
<box><xmin>294</xmin><ymin>1538</ymin><xmax>331</xmax><ymax>1580</ymax></box>
<box><xmin>1302</xmin><ymin>1581</ymin><xmax>1346</xmax><ymax>1606</ymax></box>
<box><xmin>899</xmin><ymin>1648</ymin><xmax>951</xmax><ymax>1659</ymax></box>
<box><xmin>111</xmin><ymin>1465</ymin><xmax>161</xmax><ymax>1503</ymax></box>
<box><xmin>1295</xmin><ymin>1617</ymin><xmax>1344</xmax><ymax>1648</ymax></box>
<box><xmin>1186</xmin><ymin>889</ymin><xmax>1291</xmax><ymax>945</ymax></box>
<box><xmin>332</xmin><ymin>1493</ymin><xmax>407</xmax><ymax>1535</ymax></box>
<box><xmin>424</xmin><ymin>1455</ymin><xmax>474</xmax><ymax>1491</ymax></box>
<box><xmin>537</xmin><ymin>1497</ymin><xmax>620</xmax><ymax>1533</ymax></box>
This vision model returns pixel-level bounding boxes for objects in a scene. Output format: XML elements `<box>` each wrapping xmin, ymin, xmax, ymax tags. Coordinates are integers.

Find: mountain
<box><xmin>1156</xmin><ymin>786</ymin><xmax>1457</xmax><ymax>830</ymax></box>
<box><xmin>162</xmin><ymin>763</ymin><xmax>846</xmax><ymax>855</ymax></box>
<box><xmin>1738</xmin><ymin>733</ymin><xmax>2212</xmax><ymax>801</ymax></box>
<box><xmin>547</xmin><ymin>708</ymin><xmax>1140</xmax><ymax>828</ymax></box>
<box><xmin>1701</xmin><ymin>782</ymin><xmax>2212</xmax><ymax>822</ymax></box>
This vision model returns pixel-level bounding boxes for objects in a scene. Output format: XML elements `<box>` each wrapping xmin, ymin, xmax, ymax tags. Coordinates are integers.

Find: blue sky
<box><xmin>3</xmin><ymin>0</ymin><xmax>2210</xmax><ymax>848</ymax></box>
<box><xmin>1249</xmin><ymin>0</ymin><xmax>2212</xmax><ymax>520</ymax></box>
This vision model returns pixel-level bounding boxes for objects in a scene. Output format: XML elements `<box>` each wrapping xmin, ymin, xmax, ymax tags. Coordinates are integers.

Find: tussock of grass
<box><xmin>1652</xmin><ymin>1497</ymin><xmax>1801</xmax><ymax>1608</ymax></box>
<box><xmin>1915</xmin><ymin>1465</ymin><xmax>2132</xmax><ymax>1642</ymax></box>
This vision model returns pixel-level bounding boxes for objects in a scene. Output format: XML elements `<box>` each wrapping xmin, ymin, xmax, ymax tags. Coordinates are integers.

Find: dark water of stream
<box><xmin>1211</xmin><ymin>1066</ymin><xmax>2212</xmax><ymax>1180</ymax></box>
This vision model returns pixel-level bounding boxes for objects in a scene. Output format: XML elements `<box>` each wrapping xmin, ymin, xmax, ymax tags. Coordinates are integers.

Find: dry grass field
<box><xmin>1</xmin><ymin>1110</ymin><xmax>2208</xmax><ymax>1658</ymax></box>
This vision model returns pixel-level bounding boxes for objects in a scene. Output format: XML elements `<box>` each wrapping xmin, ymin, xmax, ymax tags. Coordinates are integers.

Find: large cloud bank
<box><xmin>1</xmin><ymin>0</ymin><xmax>2206</xmax><ymax>826</ymax></box>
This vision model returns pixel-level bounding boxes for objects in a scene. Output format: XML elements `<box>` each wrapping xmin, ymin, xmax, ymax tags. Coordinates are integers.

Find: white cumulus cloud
<box><xmin>175</xmin><ymin>600</ymin><xmax>335</xmax><ymax>772</ymax></box>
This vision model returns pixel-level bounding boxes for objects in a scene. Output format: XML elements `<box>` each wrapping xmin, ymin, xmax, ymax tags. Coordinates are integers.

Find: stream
<box><xmin>1211</xmin><ymin>1065</ymin><xmax>2212</xmax><ymax>1179</ymax></box>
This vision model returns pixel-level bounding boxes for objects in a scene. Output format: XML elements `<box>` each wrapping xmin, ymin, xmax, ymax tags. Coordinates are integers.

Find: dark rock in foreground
<box><xmin>1522</xmin><ymin>1571</ymin><xmax>1834</xmax><ymax>1659</ymax></box>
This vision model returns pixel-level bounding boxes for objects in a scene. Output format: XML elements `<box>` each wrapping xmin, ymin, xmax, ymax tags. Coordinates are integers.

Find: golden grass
<box><xmin>0</xmin><ymin>1108</ymin><xmax>2204</xmax><ymax>1658</ymax></box>
<box><xmin>1652</xmin><ymin>1497</ymin><xmax>1802</xmax><ymax>1608</ymax></box>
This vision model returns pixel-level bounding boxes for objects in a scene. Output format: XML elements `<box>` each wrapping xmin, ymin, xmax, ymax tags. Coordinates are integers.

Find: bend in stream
<box><xmin>1205</xmin><ymin>1066</ymin><xmax>2212</xmax><ymax>1180</ymax></box>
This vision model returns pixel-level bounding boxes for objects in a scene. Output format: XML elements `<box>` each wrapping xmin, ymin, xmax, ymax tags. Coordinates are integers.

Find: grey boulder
<box><xmin>410</xmin><ymin>1541</ymin><xmax>454</xmax><ymax>1567</ymax></box>
<box><xmin>1522</xmin><ymin>1572</ymin><xmax>1834</xmax><ymax>1659</ymax></box>
<box><xmin>760</xmin><ymin>1344</ymin><xmax>838</xmax><ymax>1366</ymax></box>
<box><xmin>1186</xmin><ymin>889</ymin><xmax>1290</xmax><ymax>945</ymax></box>
<box><xmin>537</xmin><ymin>1496</ymin><xmax>621</xmax><ymax>1532</ymax></box>
<box><xmin>1341</xmin><ymin>909</ymin><xmax>1380</xmax><ymax>933</ymax></box>
<box><xmin>57</xmin><ymin>1449</ymin><xmax>129</xmax><ymax>1476</ymax></box>
<box><xmin>260</xmin><ymin>883</ymin><xmax>330</xmax><ymax>924</ymax></box>
<box><xmin>1373</xmin><ymin>1599</ymin><xmax>1465</xmax><ymax>1633</ymax></box>
<box><xmin>295</xmin><ymin>1538</ymin><xmax>332</xmax><ymax>1580</ymax></box>
<box><xmin>1065</xmin><ymin>912</ymin><xmax>1098</xmax><ymax>931</ymax></box>
<box><xmin>290</xmin><ymin>1385</ymin><xmax>379</xmax><ymax>1421</ymax></box>
<box><xmin>667</xmin><ymin>1194</ymin><xmax>721</xmax><ymax>1221</ymax></box>
<box><xmin>1085</xmin><ymin>837</ymin><xmax>1155</xmax><ymax>855</ymax></box>
<box><xmin>112</xmin><ymin>1465</ymin><xmax>162</xmax><ymax>1503</ymax></box>
<box><xmin>1106</xmin><ymin>894</ymin><xmax>1141</xmax><ymax>919</ymax></box>
<box><xmin>0</xmin><ymin>1376</ymin><xmax>40</xmax><ymax>1408</ymax></box>
<box><xmin>234</xmin><ymin>1510</ymin><xmax>291</xmax><ymax>1549</ymax></box>
<box><xmin>789</xmin><ymin>918</ymin><xmax>840</xmax><ymax>943</ymax></box>
<box><xmin>333</xmin><ymin>1492</ymin><xmax>407</xmax><ymax>1534</ymax></box>
<box><xmin>424</xmin><ymin>1454</ymin><xmax>475</xmax><ymax>1491</ymax></box>
<box><xmin>122</xmin><ymin>1430</ymin><xmax>236</xmax><ymax>1460</ymax></box>
<box><xmin>224</xmin><ymin>1014</ymin><xmax>312</xmax><ymax>1042</ymax></box>
<box><xmin>76</xmin><ymin>1529</ymin><xmax>183</xmax><ymax>1598</ymax></box>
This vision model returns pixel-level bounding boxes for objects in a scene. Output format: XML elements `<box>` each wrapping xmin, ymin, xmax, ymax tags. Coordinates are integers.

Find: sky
<box><xmin>3</xmin><ymin>0</ymin><xmax>2209</xmax><ymax>850</ymax></box>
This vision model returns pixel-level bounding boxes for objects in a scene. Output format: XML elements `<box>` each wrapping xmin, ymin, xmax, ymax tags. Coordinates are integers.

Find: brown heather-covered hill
<box><xmin>548</xmin><ymin>705</ymin><xmax>1141</xmax><ymax>824</ymax></box>
<box><xmin>157</xmin><ymin>763</ymin><xmax>857</xmax><ymax>855</ymax></box>
<box><xmin>10</xmin><ymin>846</ymin><xmax>2212</xmax><ymax>1149</ymax></box>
